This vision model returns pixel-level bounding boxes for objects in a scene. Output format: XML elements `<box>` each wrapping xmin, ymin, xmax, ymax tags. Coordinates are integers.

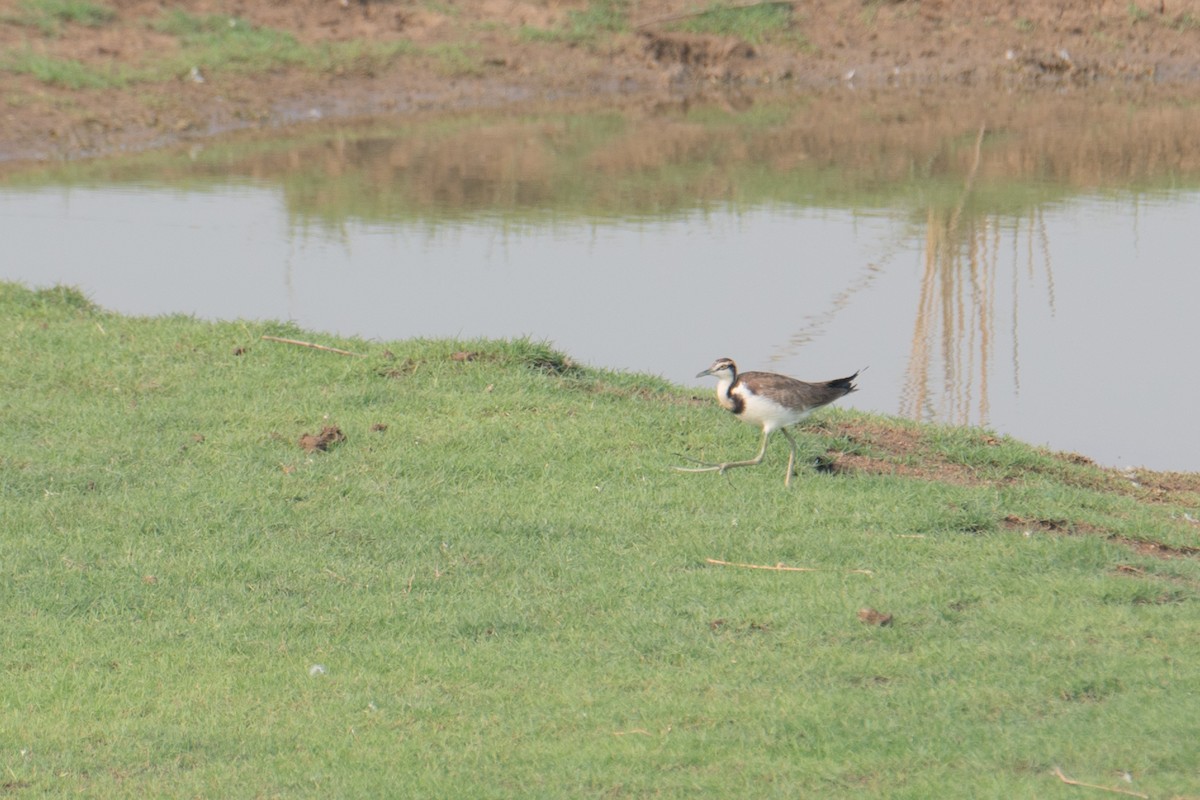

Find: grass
<box><xmin>426</xmin><ymin>42</ymin><xmax>484</xmax><ymax>77</ymax></box>
<box><xmin>0</xmin><ymin>9</ymin><xmax>427</xmax><ymax>88</ymax></box>
<box><xmin>150</xmin><ymin>10</ymin><xmax>417</xmax><ymax>79</ymax></box>
<box><xmin>0</xmin><ymin>46</ymin><xmax>128</xmax><ymax>88</ymax></box>
<box><xmin>3</xmin><ymin>0</ymin><xmax>115</xmax><ymax>36</ymax></box>
<box><xmin>520</xmin><ymin>1</ymin><xmax>795</xmax><ymax>45</ymax></box>
<box><xmin>2</xmin><ymin>280</ymin><xmax>1199</xmax><ymax>797</ymax></box>
<box><xmin>566</xmin><ymin>0</ymin><xmax>630</xmax><ymax>36</ymax></box>
<box><xmin>151</xmin><ymin>10</ymin><xmax>304</xmax><ymax>66</ymax></box>
<box><xmin>1173</xmin><ymin>12</ymin><xmax>1200</xmax><ymax>30</ymax></box>
<box><xmin>1128</xmin><ymin>3</ymin><xmax>1155</xmax><ymax>24</ymax></box>
<box><xmin>672</xmin><ymin>2</ymin><xmax>795</xmax><ymax>44</ymax></box>
<box><xmin>519</xmin><ymin>0</ymin><xmax>629</xmax><ymax>44</ymax></box>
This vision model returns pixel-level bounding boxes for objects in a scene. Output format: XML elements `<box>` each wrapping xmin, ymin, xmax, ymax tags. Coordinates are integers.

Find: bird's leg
<box><xmin>675</xmin><ymin>430</ymin><xmax>773</xmax><ymax>475</ymax></box>
<box><xmin>780</xmin><ymin>427</ymin><xmax>799</xmax><ymax>487</ymax></box>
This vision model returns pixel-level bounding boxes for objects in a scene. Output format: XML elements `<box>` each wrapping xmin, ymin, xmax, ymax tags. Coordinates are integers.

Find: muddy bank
<box><xmin>3</xmin><ymin>0</ymin><xmax>1200</xmax><ymax>163</ymax></box>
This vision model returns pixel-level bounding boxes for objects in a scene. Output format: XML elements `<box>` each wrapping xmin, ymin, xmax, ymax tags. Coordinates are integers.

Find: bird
<box><xmin>678</xmin><ymin>357</ymin><xmax>860</xmax><ymax>487</ymax></box>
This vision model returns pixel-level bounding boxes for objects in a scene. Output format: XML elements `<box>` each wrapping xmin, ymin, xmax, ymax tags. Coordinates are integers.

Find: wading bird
<box><xmin>679</xmin><ymin>357</ymin><xmax>860</xmax><ymax>487</ymax></box>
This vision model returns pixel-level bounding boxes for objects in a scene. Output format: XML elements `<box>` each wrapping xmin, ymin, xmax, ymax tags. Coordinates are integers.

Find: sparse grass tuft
<box><xmin>673</xmin><ymin>2</ymin><xmax>794</xmax><ymax>44</ymax></box>
<box><xmin>0</xmin><ymin>47</ymin><xmax>127</xmax><ymax>88</ymax></box>
<box><xmin>31</xmin><ymin>283</ymin><xmax>97</xmax><ymax>311</ymax></box>
<box><xmin>2</xmin><ymin>280</ymin><xmax>1198</xmax><ymax>798</ymax></box>
<box><xmin>569</xmin><ymin>0</ymin><xmax>630</xmax><ymax>36</ymax></box>
<box><xmin>520</xmin><ymin>0</ymin><xmax>629</xmax><ymax>44</ymax></box>
<box><xmin>426</xmin><ymin>42</ymin><xmax>483</xmax><ymax>77</ymax></box>
<box><xmin>149</xmin><ymin>11</ymin><xmax>417</xmax><ymax>79</ymax></box>
<box><xmin>1169</xmin><ymin>11</ymin><xmax>1200</xmax><ymax>29</ymax></box>
<box><xmin>505</xmin><ymin>337</ymin><xmax>582</xmax><ymax>374</ymax></box>
<box><xmin>2</xmin><ymin>281</ymin><xmax>97</xmax><ymax>313</ymax></box>
<box><xmin>1127</xmin><ymin>2</ymin><xmax>1154</xmax><ymax>23</ymax></box>
<box><xmin>151</xmin><ymin>10</ymin><xmax>308</xmax><ymax>74</ymax></box>
<box><xmin>4</xmin><ymin>0</ymin><xmax>115</xmax><ymax>36</ymax></box>
<box><xmin>0</xmin><ymin>8</ymin><xmax>424</xmax><ymax>88</ymax></box>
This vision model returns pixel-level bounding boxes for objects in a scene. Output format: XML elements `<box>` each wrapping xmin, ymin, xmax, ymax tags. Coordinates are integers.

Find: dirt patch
<box><xmin>1118</xmin><ymin>468</ymin><xmax>1200</xmax><ymax>498</ymax></box>
<box><xmin>299</xmin><ymin>425</ymin><xmax>346</xmax><ymax>453</ymax></box>
<box><xmin>820</xmin><ymin>418</ymin><xmax>1200</xmax><ymax>518</ymax></box>
<box><xmin>1001</xmin><ymin>515</ymin><xmax>1080</xmax><ymax>534</ymax></box>
<box><xmin>1113</xmin><ymin>563</ymin><xmax>1200</xmax><ymax>595</ymax></box>
<box><xmin>857</xmin><ymin>607</ymin><xmax>894</xmax><ymax>627</ymax></box>
<box><xmin>1111</xmin><ymin>535</ymin><xmax>1200</xmax><ymax>560</ymax></box>
<box><xmin>1066</xmin><ymin>459</ymin><xmax>1200</xmax><ymax>508</ymax></box>
<box><xmin>999</xmin><ymin>511</ymin><xmax>1200</xmax><ymax>563</ymax></box>
<box><xmin>818</xmin><ymin>417</ymin><xmax>991</xmax><ymax>486</ymax></box>
<box><xmin>3</xmin><ymin>0</ymin><xmax>1200</xmax><ymax>162</ymax></box>
<box><xmin>821</xmin><ymin>421</ymin><xmax>1200</xmax><ymax>562</ymax></box>
<box><xmin>822</xmin><ymin>415</ymin><xmax>1199</xmax><ymax>506</ymax></box>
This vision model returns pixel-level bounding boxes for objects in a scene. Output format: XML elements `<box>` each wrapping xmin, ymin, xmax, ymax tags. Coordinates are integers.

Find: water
<box><xmin>3</xmin><ymin>92</ymin><xmax>1199</xmax><ymax>470</ymax></box>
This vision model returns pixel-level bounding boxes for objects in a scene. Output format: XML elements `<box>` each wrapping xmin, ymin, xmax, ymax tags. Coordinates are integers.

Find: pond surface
<box><xmin>4</xmin><ymin>89</ymin><xmax>1199</xmax><ymax>471</ymax></box>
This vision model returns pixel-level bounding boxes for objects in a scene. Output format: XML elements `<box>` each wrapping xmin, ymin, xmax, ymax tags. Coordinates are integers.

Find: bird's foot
<box><xmin>672</xmin><ymin>453</ymin><xmax>761</xmax><ymax>475</ymax></box>
<box><xmin>671</xmin><ymin>453</ymin><xmax>730</xmax><ymax>474</ymax></box>
<box><xmin>673</xmin><ymin>462</ymin><xmax>731</xmax><ymax>474</ymax></box>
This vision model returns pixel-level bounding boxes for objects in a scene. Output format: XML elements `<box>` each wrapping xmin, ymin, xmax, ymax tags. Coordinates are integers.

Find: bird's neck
<box><xmin>716</xmin><ymin>375</ymin><xmax>741</xmax><ymax>413</ymax></box>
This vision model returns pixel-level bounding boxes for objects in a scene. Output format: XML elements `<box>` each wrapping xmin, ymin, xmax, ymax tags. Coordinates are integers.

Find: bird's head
<box><xmin>696</xmin><ymin>357</ymin><xmax>737</xmax><ymax>381</ymax></box>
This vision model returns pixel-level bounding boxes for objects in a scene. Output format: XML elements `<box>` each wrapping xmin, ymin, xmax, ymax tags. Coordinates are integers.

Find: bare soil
<box><xmin>819</xmin><ymin>416</ymin><xmax>1200</xmax><ymax>562</ymax></box>
<box><xmin>824</xmin><ymin>416</ymin><xmax>1200</xmax><ymax>503</ymax></box>
<box><xmin>4</xmin><ymin>0</ymin><xmax>1200</xmax><ymax>162</ymax></box>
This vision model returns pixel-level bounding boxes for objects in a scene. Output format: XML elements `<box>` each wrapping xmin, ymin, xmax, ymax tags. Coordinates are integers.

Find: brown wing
<box><xmin>737</xmin><ymin>370</ymin><xmax>859</xmax><ymax>411</ymax></box>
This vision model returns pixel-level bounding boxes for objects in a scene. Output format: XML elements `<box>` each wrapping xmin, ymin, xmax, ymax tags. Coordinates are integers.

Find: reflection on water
<box><xmin>902</xmin><ymin>206</ymin><xmax>1053</xmax><ymax>428</ymax></box>
<box><xmin>901</xmin><ymin>125</ymin><xmax>1050</xmax><ymax>428</ymax></box>
<box><xmin>3</xmin><ymin>89</ymin><xmax>1200</xmax><ymax>470</ymax></box>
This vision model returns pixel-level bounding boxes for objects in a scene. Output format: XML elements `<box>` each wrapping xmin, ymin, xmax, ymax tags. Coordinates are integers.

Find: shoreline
<box><xmin>4</xmin><ymin>0</ymin><xmax>1200</xmax><ymax>164</ymax></box>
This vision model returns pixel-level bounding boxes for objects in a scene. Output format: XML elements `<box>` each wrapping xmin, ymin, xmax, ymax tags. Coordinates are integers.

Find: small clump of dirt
<box><xmin>1001</xmin><ymin>515</ymin><xmax>1074</xmax><ymax>533</ymax></box>
<box><xmin>378</xmin><ymin>356</ymin><xmax>418</xmax><ymax>379</ymax></box>
<box><xmin>857</xmin><ymin>608</ymin><xmax>894</xmax><ymax>627</ymax></box>
<box><xmin>299</xmin><ymin>425</ymin><xmax>346</xmax><ymax>453</ymax></box>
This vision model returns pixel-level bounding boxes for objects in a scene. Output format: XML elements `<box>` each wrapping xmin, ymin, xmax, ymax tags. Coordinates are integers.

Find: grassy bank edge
<box><xmin>3</xmin><ymin>279</ymin><xmax>1198</xmax><ymax>798</ymax></box>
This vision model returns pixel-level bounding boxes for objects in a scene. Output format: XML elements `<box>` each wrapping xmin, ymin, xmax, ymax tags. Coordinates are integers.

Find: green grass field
<box><xmin>2</xmin><ymin>281</ymin><xmax>1198</xmax><ymax>798</ymax></box>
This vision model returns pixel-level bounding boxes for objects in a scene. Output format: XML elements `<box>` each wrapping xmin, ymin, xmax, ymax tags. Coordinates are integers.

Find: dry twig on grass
<box><xmin>261</xmin><ymin>335</ymin><xmax>364</xmax><ymax>357</ymax></box>
<box><xmin>706</xmin><ymin>558</ymin><xmax>873</xmax><ymax>575</ymax></box>
<box><xmin>1052</xmin><ymin>767</ymin><xmax>1148</xmax><ymax>799</ymax></box>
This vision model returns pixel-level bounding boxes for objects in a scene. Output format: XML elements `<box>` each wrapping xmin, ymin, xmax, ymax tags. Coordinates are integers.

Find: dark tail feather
<box><xmin>827</xmin><ymin>366</ymin><xmax>866</xmax><ymax>394</ymax></box>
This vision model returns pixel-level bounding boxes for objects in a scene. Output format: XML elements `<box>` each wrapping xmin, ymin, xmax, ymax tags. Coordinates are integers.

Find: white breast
<box><xmin>732</xmin><ymin>384</ymin><xmax>813</xmax><ymax>433</ymax></box>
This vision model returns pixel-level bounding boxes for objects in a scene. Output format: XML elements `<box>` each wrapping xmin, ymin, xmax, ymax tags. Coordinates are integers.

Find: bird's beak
<box><xmin>695</xmin><ymin>368</ymin><xmax>713</xmax><ymax>378</ymax></box>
